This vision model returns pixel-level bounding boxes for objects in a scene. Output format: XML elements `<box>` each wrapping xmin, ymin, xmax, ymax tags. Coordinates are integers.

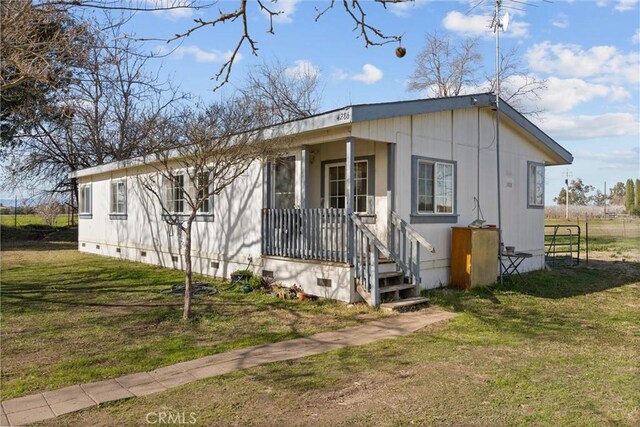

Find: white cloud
<box><xmin>442</xmin><ymin>11</ymin><xmax>493</xmax><ymax>37</ymax></box>
<box><xmin>551</xmin><ymin>13</ymin><xmax>569</xmax><ymax>29</ymax></box>
<box><xmin>263</xmin><ymin>0</ymin><xmax>299</xmax><ymax>24</ymax></box>
<box><xmin>527</xmin><ymin>42</ymin><xmax>640</xmax><ymax>85</ymax></box>
<box><xmin>574</xmin><ymin>148</ymin><xmax>640</xmax><ymax>166</ymax></box>
<box><xmin>442</xmin><ymin>11</ymin><xmax>529</xmax><ymax>38</ymax></box>
<box><xmin>615</xmin><ymin>0</ymin><xmax>640</xmax><ymax>11</ymax></box>
<box><xmin>285</xmin><ymin>60</ymin><xmax>320</xmax><ymax>79</ymax></box>
<box><xmin>633</xmin><ymin>29</ymin><xmax>640</xmax><ymax>44</ymax></box>
<box><xmin>147</xmin><ymin>0</ymin><xmax>193</xmax><ymax>19</ymax></box>
<box><xmin>596</xmin><ymin>0</ymin><xmax>640</xmax><ymax>11</ymax></box>
<box><xmin>540</xmin><ymin>112</ymin><xmax>640</xmax><ymax>140</ymax></box>
<box><xmin>540</xmin><ymin>77</ymin><xmax>619</xmax><ymax>112</ymax></box>
<box><xmin>334</xmin><ymin>64</ymin><xmax>383</xmax><ymax>85</ymax></box>
<box><xmin>163</xmin><ymin>46</ymin><xmax>239</xmax><ymax>63</ymax></box>
<box><xmin>389</xmin><ymin>0</ymin><xmax>430</xmax><ymax>17</ymax></box>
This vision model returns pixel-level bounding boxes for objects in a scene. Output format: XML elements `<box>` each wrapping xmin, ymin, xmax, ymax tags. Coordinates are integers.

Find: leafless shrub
<box><xmin>35</xmin><ymin>202</ymin><xmax>64</xmax><ymax>226</ymax></box>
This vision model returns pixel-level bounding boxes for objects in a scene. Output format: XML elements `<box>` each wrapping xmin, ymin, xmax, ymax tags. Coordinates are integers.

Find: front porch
<box><xmin>260</xmin><ymin>137</ymin><xmax>434</xmax><ymax>307</ymax></box>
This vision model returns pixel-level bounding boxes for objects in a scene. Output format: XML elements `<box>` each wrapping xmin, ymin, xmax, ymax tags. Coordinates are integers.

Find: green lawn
<box><xmin>0</xmin><ymin>244</ymin><xmax>388</xmax><ymax>401</ymax></box>
<box><xmin>3</xmin><ymin>225</ymin><xmax>639</xmax><ymax>426</ymax></box>
<box><xmin>0</xmin><ymin>214</ymin><xmax>73</xmax><ymax>227</ymax></box>
<box><xmin>40</xmin><ymin>258</ymin><xmax>640</xmax><ymax>426</ymax></box>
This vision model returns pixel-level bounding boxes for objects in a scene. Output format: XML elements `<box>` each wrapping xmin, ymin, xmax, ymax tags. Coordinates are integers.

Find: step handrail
<box><xmin>351</xmin><ymin>214</ymin><xmax>391</xmax><ymax>259</ymax></box>
<box><xmin>388</xmin><ymin>211</ymin><xmax>436</xmax><ymax>285</ymax></box>
<box><xmin>390</xmin><ymin>211</ymin><xmax>436</xmax><ymax>253</ymax></box>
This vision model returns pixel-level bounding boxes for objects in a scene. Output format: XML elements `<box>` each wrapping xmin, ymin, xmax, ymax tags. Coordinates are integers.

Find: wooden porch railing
<box><xmin>352</xmin><ymin>214</ymin><xmax>392</xmax><ymax>307</ymax></box>
<box><xmin>262</xmin><ymin>208</ymin><xmax>348</xmax><ymax>262</ymax></box>
<box><xmin>388</xmin><ymin>211</ymin><xmax>436</xmax><ymax>285</ymax></box>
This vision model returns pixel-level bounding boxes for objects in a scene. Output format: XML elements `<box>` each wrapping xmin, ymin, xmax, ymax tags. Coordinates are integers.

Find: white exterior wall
<box><xmin>353</xmin><ymin>107</ymin><xmax>553</xmax><ymax>290</ymax></box>
<box><xmin>77</xmin><ymin>151</ymin><xmax>361</xmax><ymax>302</ymax></box>
<box><xmin>78</xmin><ymin>162</ymin><xmax>265</xmax><ymax>279</ymax></box>
<box><xmin>77</xmin><ymin>105</ymin><xmax>561</xmax><ymax>300</ymax></box>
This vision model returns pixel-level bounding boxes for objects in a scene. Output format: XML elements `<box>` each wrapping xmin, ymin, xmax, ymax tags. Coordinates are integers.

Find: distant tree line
<box><xmin>555</xmin><ymin>178</ymin><xmax>640</xmax><ymax>215</ymax></box>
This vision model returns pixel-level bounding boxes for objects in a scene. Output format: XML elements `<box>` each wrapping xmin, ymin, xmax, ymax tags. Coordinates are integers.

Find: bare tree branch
<box><xmin>408</xmin><ymin>31</ymin><xmax>546</xmax><ymax>117</ymax></box>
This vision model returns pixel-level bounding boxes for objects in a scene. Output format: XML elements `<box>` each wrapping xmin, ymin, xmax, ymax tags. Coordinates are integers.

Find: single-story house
<box><xmin>70</xmin><ymin>93</ymin><xmax>572</xmax><ymax>306</ymax></box>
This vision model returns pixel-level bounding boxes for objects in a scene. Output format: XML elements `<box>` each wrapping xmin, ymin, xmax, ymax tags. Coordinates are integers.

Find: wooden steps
<box><xmin>380</xmin><ymin>297</ymin><xmax>430</xmax><ymax>312</ymax></box>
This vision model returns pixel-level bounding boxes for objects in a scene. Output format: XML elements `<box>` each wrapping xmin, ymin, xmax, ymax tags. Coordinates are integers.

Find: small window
<box><xmin>164</xmin><ymin>174</ymin><xmax>185</xmax><ymax>214</ymax></box>
<box><xmin>79</xmin><ymin>184</ymin><xmax>92</xmax><ymax>215</ymax></box>
<box><xmin>196</xmin><ymin>172</ymin><xmax>211</xmax><ymax>214</ymax></box>
<box><xmin>528</xmin><ymin>162</ymin><xmax>545</xmax><ymax>208</ymax></box>
<box><xmin>416</xmin><ymin>159</ymin><xmax>454</xmax><ymax>214</ymax></box>
<box><xmin>273</xmin><ymin>156</ymin><xmax>295</xmax><ymax>209</ymax></box>
<box><xmin>110</xmin><ymin>180</ymin><xmax>127</xmax><ymax>214</ymax></box>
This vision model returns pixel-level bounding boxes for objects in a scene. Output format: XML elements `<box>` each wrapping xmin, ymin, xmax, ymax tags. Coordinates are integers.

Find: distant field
<box><xmin>545</xmin><ymin>217</ymin><xmax>640</xmax><ymax>238</ymax></box>
<box><xmin>545</xmin><ymin>217</ymin><xmax>639</xmax><ymax>260</ymax></box>
<box><xmin>0</xmin><ymin>214</ymin><xmax>74</xmax><ymax>227</ymax></box>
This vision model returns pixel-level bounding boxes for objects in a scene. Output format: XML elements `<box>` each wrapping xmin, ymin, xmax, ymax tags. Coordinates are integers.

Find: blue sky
<box><xmin>131</xmin><ymin>0</ymin><xmax>638</xmax><ymax>205</ymax></box>
<box><xmin>7</xmin><ymin>0</ymin><xmax>639</xmax><ymax>205</ymax></box>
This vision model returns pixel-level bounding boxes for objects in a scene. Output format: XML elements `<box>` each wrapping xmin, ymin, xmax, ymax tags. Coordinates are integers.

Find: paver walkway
<box><xmin>1</xmin><ymin>308</ymin><xmax>456</xmax><ymax>426</ymax></box>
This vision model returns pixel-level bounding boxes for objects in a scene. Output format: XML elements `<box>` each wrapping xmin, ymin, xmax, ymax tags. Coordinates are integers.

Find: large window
<box><xmin>325</xmin><ymin>160</ymin><xmax>369</xmax><ymax>213</ymax></box>
<box><xmin>416</xmin><ymin>159</ymin><xmax>454</xmax><ymax>214</ymax></box>
<box><xmin>79</xmin><ymin>184</ymin><xmax>92</xmax><ymax>215</ymax></box>
<box><xmin>411</xmin><ymin>156</ymin><xmax>456</xmax><ymax>223</ymax></box>
<box><xmin>110</xmin><ymin>180</ymin><xmax>126</xmax><ymax>215</ymax></box>
<box><xmin>528</xmin><ymin>161</ymin><xmax>545</xmax><ymax>208</ymax></box>
<box><xmin>273</xmin><ymin>156</ymin><xmax>295</xmax><ymax>209</ymax></box>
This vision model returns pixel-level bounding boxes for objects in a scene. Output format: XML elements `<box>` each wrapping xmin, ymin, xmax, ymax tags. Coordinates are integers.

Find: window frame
<box><xmin>79</xmin><ymin>183</ymin><xmax>92</xmax><ymax>218</ymax></box>
<box><xmin>320</xmin><ymin>156</ymin><xmax>375</xmax><ymax>214</ymax></box>
<box><xmin>196</xmin><ymin>171</ymin><xmax>213</xmax><ymax>214</ymax></box>
<box><xmin>109</xmin><ymin>179</ymin><xmax>127</xmax><ymax>219</ymax></box>
<box><xmin>271</xmin><ymin>156</ymin><xmax>296</xmax><ymax>209</ymax></box>
<box><xmin>410</xmin><ymin>155</ymin><xmax>458</xmax><ymax>224</ymax></box>
<box><xmin>527</xmin><ymin>161</ymin><xmax>545</xmax><ymax>209</ymax></box>
<box><xmin>162</xmin><ymin>171</ymin><xmax>215</xmax><ymax>222</ymax></box>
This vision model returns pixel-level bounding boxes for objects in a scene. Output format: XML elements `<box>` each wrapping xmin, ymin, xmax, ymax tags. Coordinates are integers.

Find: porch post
<box><xmin>387</xmin><ymin>143</ymin><xmax>396</xmax><ymax>250</ymax></box>
<box><xmin>263</xmin><ymin>161</ymin><xmax>271</xmax><ymax>209</ymax></box>
<box><xmin>300</xmin><ymin>145</ymin><xmax>309</xmax><ymax>208</ymax></box>
<box><xmin>262</xmin><ymin>161</ymin><xmax>272</xmax><ymax>255</ymax></box>
<box><xmin>346</xmin><ymin>137</ymin><xmax>355</xmax><ymax>263</ymax></box>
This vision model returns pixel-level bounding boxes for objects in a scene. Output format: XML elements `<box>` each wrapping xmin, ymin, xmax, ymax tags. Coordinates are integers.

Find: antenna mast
<box><xmin>493</xmin><ymin>0</ymin><xmax>504</xmax><ymax>285</ymax></box>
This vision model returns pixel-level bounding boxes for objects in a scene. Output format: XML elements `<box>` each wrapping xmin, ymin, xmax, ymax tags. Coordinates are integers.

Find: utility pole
<box><xmin>562</xmin><ymin>170</ymin><xmax>572</xmax><ymax>219</ymax></box>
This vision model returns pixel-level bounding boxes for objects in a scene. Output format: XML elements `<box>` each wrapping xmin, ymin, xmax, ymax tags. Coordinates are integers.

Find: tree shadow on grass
<box><xmin>425</xmin><ymin>259</ymin><xmax>639</xmax><ymax>343</ymax></box>
<box><xmin>1</xmin><ymin>225</ymin><xmax>78</xmax><ymax>251</ymax></box>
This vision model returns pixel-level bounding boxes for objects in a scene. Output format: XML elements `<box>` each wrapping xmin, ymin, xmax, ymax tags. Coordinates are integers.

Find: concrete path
<box><xmin>1</xmin><ymin>308</ymin><xmax>456</xmax><ymax>426</ymax></box>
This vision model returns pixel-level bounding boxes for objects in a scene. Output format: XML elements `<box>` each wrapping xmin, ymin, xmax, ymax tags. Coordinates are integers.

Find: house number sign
<box><xmin>336</xmin><ymin>110</ymin><xmax>350</xmax><ymax>121</ymax></box>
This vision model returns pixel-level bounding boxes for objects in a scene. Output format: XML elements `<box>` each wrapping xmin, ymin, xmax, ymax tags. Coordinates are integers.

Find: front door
<box><xmin>324</xmin><ymin>159</ymin><xmax>370</xmax><ymax>213</ymax></box>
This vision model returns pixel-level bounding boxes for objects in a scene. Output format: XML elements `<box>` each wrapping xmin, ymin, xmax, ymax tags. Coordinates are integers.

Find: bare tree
<box><xmin>139</xmin><ymin>98</ymin><xmax>288</xmax><ymax>319</ymax></box>
<box><xmin>35</xmin><ymin>201</ymin><xmax>64</xmax><ymax>226</ymax></box>
<box><xmin>41</xmin><ymin>0</ymin><xmax>407</xmax><ymax>89</ymax></box>
<box><xmin>408</xmin><ymin>31</ymin><xmax>481</xmax><ymax>97</ymax></box>
<box><xmin>486</xmin><ymin>46</ymin><xmax>547</xmax><ymax>117</ymax></box>
<box><xmin>1</xmin><ymin>1</ymin><xmax>89</xmax><ymax>143</ymax></box>
<box><xmin>408</xmin><ymin>31</ymin><xmax>546</xmax><ymax>116</ymax></box>
<box><xmin>4</xmin><ymin>17</ymin><xmax>184</xmax><ymax>208</ymax></box>
<box><xmin>239</xmin><ymin>59</ymin><xmax>322</xmax><ymax>125</ymax></box>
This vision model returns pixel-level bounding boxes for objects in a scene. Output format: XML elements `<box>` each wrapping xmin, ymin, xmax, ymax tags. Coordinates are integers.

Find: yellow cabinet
<box><xmin>450</xmin><ymin>227</ymin><xmax>499</xmax><ymax>289</ymax></box>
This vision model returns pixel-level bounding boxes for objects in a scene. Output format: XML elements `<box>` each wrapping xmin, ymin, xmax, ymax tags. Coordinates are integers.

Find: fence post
<box><xmin>585</xmin><ymin>215</ymin><xmax>589</xmax><ymax>265</ymax></box>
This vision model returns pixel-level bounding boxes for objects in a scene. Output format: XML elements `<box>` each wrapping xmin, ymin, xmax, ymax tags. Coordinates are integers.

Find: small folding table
<box><xmin>500</xmin><ymin>252</ymin><xmax>533</xmax><ymax>282</ymax></box>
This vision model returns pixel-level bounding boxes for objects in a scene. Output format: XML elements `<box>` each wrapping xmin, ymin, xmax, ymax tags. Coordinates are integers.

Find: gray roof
<box><xmin>71</xmin><ymin>93</ymin><xmax>571</xmax><ymax>178</ymax></box>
